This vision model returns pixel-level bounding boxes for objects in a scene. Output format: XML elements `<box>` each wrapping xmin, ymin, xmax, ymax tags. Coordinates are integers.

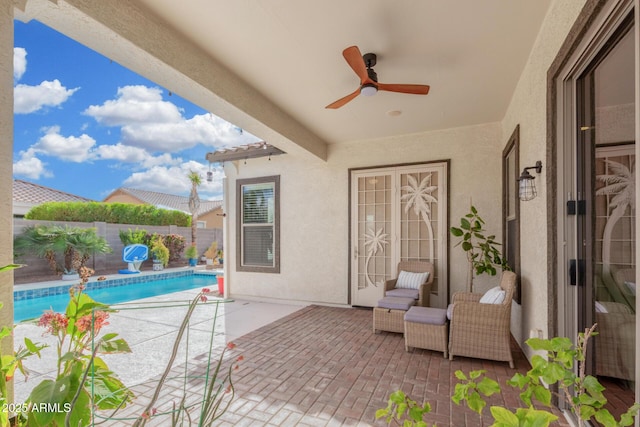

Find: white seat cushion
<box><xmin>396</xmin><ymin>270</ymin><xmax>429</xmax><ymax>290</ymax></box>
<box><xmin>479</xmin><ymin>286</ymin><xmax>506</xmax><ymax>304</ymax></box>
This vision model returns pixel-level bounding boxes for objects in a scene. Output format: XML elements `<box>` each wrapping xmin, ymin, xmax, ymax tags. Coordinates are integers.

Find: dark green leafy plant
<box><xmin>150</xmin><ymin>235</ymin><xmax>170</xmax><ymax>267</ymax></box>
<box><xmin>119</xmin><ymin>228</ymin><xmax>149</xmax><ymax>246</ymax></box>
<box><xmin>185</xmin><ymin>244</ymin><xmax>198</xmax><ymax>259</ymax></box>
<box><xmin>376</xmin><ymin>390</ymin><xmax>433</xmax><ymax>427</ymax></box>
<box><xmin>450</xmin><ymin>205</ymin><xmax>510</xmax><ymax>292</ymax></box>
<box><xmin>25</xmin><ymin>202</ymin><xmax>191</xmax><ymax>227</ymax></box>
<box><xmin>1</xmin><ymin>267</ymin><xmax>133</xmax><ymax>427</ymax></box>
<box><xmin>14</xmin><ymin>225</ymin><xmax>112</xmax><ymax>275</ymax></box>
<box><xmin>378</xmin><ymin>324</ymin><xmax>640</xmax><ymax>427</ymax></box>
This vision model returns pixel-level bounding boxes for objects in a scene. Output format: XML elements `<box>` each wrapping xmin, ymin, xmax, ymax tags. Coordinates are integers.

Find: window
<box><xmin>236</xmin><ymin>176</ymin><xmax>280</xmax><ymax>273</ymax></box>
<box><xmin>503</xmin><ymin>125</ymin><xmax>521</xmax><ymax>303</ymax></box>
<box><xmin>197</xmin><ymin>221</ymin><xmax>206</xmax><ymax>229</ymax></box>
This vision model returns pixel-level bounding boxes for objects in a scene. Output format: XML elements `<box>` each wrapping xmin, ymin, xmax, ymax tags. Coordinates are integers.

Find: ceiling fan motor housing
<box><xmin>363</xmin><ymin>52</ymin><xmax>377</xmax><ymax>68</ymax></box>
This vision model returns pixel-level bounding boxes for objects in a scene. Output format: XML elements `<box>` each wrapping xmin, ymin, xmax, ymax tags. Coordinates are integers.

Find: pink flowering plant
<box><xmin>21</xmin><ymin>266</ymin><xmax>134</xmax><ymax>426</ymax></box>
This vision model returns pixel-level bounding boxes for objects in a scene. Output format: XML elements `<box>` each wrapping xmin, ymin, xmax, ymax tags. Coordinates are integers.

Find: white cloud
<box><xmin>13</xmin><ymin>148</ymin><xmax>53</xmax><ymax>179</ymax></box>
<box><xmin>14</xmin><ymin>47</ymin><xmax>26</xmax><ymax>80</ymax></box>
<box><xmin>95</xmin><ymin>143</ymin><xmax>181</xmax><ymax>168</ymax></box>
<box><xmin>84</xmin><ymin>85</ymin><xmax>259</xmax><ymax>153</ymax></box>
<box><xmin>14</xmin><ymin>79</ymin><xmax>79</xmax><ymax>114</ymax></box>
<box><xmin>122</xmin><ymin>161</ymin><xmax>223</xmax><ymax>198</ymax></box>
<box><xmin>84</xmin><ymin>85</ymin><xmax>182</xmax><ymax>126</ymax></box>
<box><xmin>32</xmin><ymin>126</ymin><xmax>96</xmax><ymax>162</ymax></box>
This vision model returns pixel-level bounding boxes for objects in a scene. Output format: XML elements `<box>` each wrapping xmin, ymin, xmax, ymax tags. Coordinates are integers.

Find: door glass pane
<box><xmin>399</xmin><ymin>170</ymin><xmax>440</xmax><ymax>294</ymax></box>
<box><xmin>356</xmin><ymin>175</ymin><xmax>392</xmax><ymax>293</ymax></box>
<box><xmin>590</xmin><ymin>24</ymin><xmax>635</xmax><ymax>414</ymax></box>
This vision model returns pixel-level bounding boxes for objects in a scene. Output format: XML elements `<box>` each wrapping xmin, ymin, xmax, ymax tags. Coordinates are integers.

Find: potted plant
<box><xmin>216</xmin><ymin>249</ymin><xmax>224</xmax><ymax>266</ymax></box>
<box><xmin>14</xmin><ymin>225</ymin><xmax>112</xmax><ymax>280</ymax></box>
<box><xmin>185</xmin><ymin>244</ymin><xmax>198</xmax><ymax>267</ymax></box>
<box><xmin>150</xmin><ymin>235</ymin><xmax>170</xmax><ymax>271</ymax></box>
<box><xmin>450</xmin><ymin>205</ymin><xmax>510</xmax><ymax>292</ymax></box>
<box><xmin>204</xmin><ymin>241</ymin><xmax>218</xmax><ymax>266</ymax></box>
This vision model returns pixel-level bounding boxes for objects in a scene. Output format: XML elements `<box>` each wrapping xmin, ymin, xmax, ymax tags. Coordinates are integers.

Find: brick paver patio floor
<box><xmin>213</xmin><ymin>305</ymin><xmax>570</xmax><ymax>427</ymax></box>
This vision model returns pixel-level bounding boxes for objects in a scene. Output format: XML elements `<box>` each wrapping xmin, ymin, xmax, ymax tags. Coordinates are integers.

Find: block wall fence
<box><xmin>13</xmin><ymin>219</ymin><xmax>223</xmax><ymax>282</ymax></box>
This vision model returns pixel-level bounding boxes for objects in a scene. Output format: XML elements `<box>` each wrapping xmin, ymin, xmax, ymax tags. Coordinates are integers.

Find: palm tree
<box><xmin>187</xmin><ymin>171</ymin><xmax>202</xmax><ymax>249</ymax></box>
<box><xmin>362</xmin><ymin>227</ymin><xmax>389</xmax><ymax>289</ymax></box>
<box><xmin>400</xmin><ymin>174</ymin><xmax>438</xmax><ymax>263</ymax></box>
<box><xmin>596</xmin><ymin>159</ymin><xmax>635</xmax><ymax>282</ymax></box>
<box><xmin>14</xmin><ymin>225</ymin><xmax>111</xmax><ymax>276</ymax></box>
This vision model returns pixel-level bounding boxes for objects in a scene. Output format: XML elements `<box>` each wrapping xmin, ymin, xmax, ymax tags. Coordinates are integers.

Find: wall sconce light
<box><xmin>518</xmin><ymin>161</ymin><xmax>543</xmax><ymax>201</ymax></box>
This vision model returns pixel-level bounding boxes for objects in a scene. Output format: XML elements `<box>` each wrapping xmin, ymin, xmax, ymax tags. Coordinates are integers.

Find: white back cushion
<box><xmin>479</xmin><ymin>286</ymin><xmax>506</xmax><ymax>304</ymax></box>
<box><xmin>396</xmin><ymin>270</ymin><xmax>429</xmax><ymax>289</ymax></box>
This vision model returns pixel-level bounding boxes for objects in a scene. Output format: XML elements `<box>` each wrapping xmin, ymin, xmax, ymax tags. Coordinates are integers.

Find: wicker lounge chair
<box><xmin>595</xmin><ymin>301</ymin><xmax>635</xmax><ymax>381</ymax></box>
<box><xmin>384</xmin><ymin>261</ymin><xmax>434</xmax><ymax>307</ymax></box>
<box><xmin>448</xmin><ymin>270</ymin><xmax>516</xmax><ymax>368</ymax></box>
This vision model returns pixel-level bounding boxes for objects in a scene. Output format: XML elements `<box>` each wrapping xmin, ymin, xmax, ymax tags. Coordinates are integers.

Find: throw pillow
<box><xmin>396</xmin><ymin>270</ymin><xmax>429</xmax><ymax>290</ymax></box>
<box><xmin>595</xmin><ymin>301</ymin><xmax>608</xmax><ymax>313</ymax></box>
<box><xmin>625</xmin><ymin>281</ymin><xmax>636</xmax><ymax>296</ymax></box>
<box><xmin>479</xmin><ymin>286</ymin><xmax>506</xmax><ymax>304</ymax></box>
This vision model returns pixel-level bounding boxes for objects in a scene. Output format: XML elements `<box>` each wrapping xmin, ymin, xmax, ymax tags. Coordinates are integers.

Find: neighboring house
<box><xmin>12</xmin><ymin>179</ymin><xmax>94</xmax><ymax>217</ymax></box>
<box><xmin>1</xmin><ymin>0</ymin><xmax>638</xmax><ymax>420</ymax></box>
<box><xmin>103</xmin><ymin>187</ymin><xmax>223</xmax><ymax>229</ymax></box>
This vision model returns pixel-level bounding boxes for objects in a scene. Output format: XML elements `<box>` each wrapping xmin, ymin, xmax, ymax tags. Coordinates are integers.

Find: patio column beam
<box><xmin>0</xmin><ymin>0</ymin><xmax>14</xmax><ymax>400</ymax></box>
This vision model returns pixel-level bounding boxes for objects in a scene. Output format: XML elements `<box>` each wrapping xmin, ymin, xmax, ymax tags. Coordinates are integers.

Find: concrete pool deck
<box><xmin>12</xmin><ymin>284</ymin><xmax>307</xmax><ymax>411</ymax></box>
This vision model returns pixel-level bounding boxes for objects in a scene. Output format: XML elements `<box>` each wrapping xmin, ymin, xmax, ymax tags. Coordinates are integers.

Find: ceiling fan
<box><xmin>325</xmin><ymin>45</ymin><xmax>430</xmax><ymax>109</ymax></box>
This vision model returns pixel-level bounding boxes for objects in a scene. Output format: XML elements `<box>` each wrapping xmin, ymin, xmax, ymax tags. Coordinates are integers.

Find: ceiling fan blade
<box><xmin>342</xmin><ymin>46</ymin><xmax>369</xmax><ymax>83</ymax></box>
<box><xmin>325</xmin><ymin>88</ymin><xmax>361</xmax><ymax>109</ymax></box>
<box><xmin>378</xmin><ymin>83</ymin><xmax>430</xmax><ymax>95</ymax></box>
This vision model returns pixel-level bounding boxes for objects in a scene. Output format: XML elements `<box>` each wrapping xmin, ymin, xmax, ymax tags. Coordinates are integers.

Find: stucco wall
<box><xmin>501</xmin><ymin>0</ymin><xmax>587</xmax><ymax>350</ymax></box>
<box><xmin>225</xmin><ymin>122</ymin><xmax>504</xmax><ymax>305</ymax></box>
<box><xmin>0</xmin><ymin>0</ymin><xmax>13</xmax><ymax>398</ymax></box>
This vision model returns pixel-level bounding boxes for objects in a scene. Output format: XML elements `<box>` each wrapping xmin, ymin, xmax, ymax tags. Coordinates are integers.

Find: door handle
<box><xmin>569</xmin><ymin>259</ymin><xmax>577</xmax><ymax>286</ymax></box>
<box><xmin>569</xmin><ymin>259</ymin><xmax>585</xmax><ymax>286</ymax></box>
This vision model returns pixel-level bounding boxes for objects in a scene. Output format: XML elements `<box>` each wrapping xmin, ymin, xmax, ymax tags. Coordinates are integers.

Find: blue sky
<box><xmin>13</xmin><ymin>20</ymin><xmax>259</xmax><ymax>201</ymax></box>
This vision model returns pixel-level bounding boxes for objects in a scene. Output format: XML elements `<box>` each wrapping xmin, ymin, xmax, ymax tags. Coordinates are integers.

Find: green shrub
<box><xmin>150</xmin><ymin>235</ymin><xmax>170</xmax><ymax>267</ymax></box>
<box><xmin>119</xmin><ymin>228</ymin><xmax>149</xmax><ymax>246</ymax></box>
<box><xmin>25</xmin><ymin>202</ymin><xmax>191</xmax><ymax>227</ymax></box>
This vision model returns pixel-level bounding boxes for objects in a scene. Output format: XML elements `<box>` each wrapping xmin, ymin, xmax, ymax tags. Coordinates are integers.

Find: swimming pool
<box><xmin>13</xmin><ymin>271</ymin><xmax>219</xmax><ymax>322</ymax></box>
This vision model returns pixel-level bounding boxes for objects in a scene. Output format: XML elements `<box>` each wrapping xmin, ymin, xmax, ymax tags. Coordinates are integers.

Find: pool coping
<box><xmin>14</xmin><ymin>266</ymin><xmax>223</xmax><ymax>301</ymax></box>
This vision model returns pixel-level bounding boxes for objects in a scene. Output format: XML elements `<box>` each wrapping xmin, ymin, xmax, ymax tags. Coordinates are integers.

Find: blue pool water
<box><xmin>14</xmin><ymin>273</ymin><xmax>218</xmax><ymax>323</ymax></box>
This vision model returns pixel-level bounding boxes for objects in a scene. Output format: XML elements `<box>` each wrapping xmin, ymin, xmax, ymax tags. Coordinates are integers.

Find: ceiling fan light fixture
<box><xmin>361</xmin><ymin>84</ymin><xmax>378</xmax><ymax>97</ymax></box>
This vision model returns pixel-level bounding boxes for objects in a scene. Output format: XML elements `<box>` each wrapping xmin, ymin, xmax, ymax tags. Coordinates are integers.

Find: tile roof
<box><xmin>110</xmin><ymin>188</ymin><xmax>222</xmax><ymax>216</ymax></box>
<box><xmin>13</xmin><ymin>179</ymin><xmax>94</xmax><ymax>204</ymax></box>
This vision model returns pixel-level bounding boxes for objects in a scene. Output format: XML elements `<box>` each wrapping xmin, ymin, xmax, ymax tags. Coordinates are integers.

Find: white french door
<box><xmin>350</xmin><ymin>162</ymin><xmax>448</xmax><ymax>308</ymax></box>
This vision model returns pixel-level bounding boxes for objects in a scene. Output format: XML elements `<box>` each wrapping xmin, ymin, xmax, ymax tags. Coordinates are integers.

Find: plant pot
<box><xmin>206</xmin><ymin>258</ymin><xmax>214</xmax><ymax>266</ymax></box>
<box><xmin>62</xmin><ymin>273</ymin><xmax>80</xmax><ymax>281</ymax></box>
<box><xmin>152</xmin><ymin>260</ymin><xmax>163</xmax><ymax>271</ymax></box>
<box><xmin>217</xmin><ymin>276</ymin><xmax>224</xmax><ymax>294</ymax></box>
<box><xmin>188</xmin><ymin>258</ymin><xmax>197</xmax><ymax>267</ymax></box>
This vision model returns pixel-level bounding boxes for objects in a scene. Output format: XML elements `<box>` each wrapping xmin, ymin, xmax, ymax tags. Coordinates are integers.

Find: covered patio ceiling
<box><xmin>14</xmin><ymin>0</ymin><xmax>552</xmax><ymax>159</ymax></box>
<box><xmin>132</xmin><ymin>1</ymin><xmax>552</xmax><ymax>147</ymax></box>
